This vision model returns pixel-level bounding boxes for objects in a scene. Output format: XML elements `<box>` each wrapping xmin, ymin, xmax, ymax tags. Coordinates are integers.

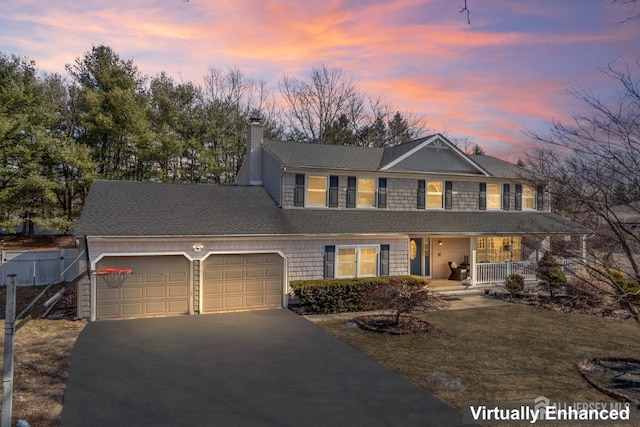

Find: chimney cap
<box><xmin>249</xmin><ymin>114</ymin><xmax>262</xmax><ymax>124</ymax></box>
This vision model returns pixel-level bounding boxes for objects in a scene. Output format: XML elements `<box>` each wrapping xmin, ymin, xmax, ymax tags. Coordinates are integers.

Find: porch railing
<box><xmin>473</xmin><ymin>258</ymin><xmax>580</xmax><ymax>285</ymax></box>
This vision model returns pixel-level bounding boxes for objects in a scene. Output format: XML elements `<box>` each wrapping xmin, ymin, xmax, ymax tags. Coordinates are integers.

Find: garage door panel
<box><xmin>204</xmin><ymin>298</ymin><xmax>222</xmax><ymax>311</ymax></box>
<box><xmin>225</xmin><ymin>256</ymin><xmax>243</xmax><ymax>266</ymax></box>
<box><xmin>264</xmin><ymin>294</ymin><xmax>282</xmax><ymax>305</ymax></box>
<box><xmin>97</xmin><ymin>304</ymin><xmax>119</xmax><ymax>317</ymax></box>
<box><xmin>265</xmin><ymin>279</ymin><xmax>281</xmax><ymax>291</ymax></box>
<box><xmin>168</xmin><ymin>285</ymin><xmax>188</xmax><ymax>298</ymax></box>
<box><xmin>224</xmin><ymin>296</ymin><xmax>243</xmax><ymax>308</ymax></box>
<box><xmin>96</xmin><ymin>255</ymin><xmax>190</xmax><ymax>319</ymax></box>
<box><xmin>168</xmin><ymin>272</ymin><xmax>187</xmax><ymax>282</ymax></box>
<box><xmin>122</xmin><ymin>302</ymin><xmax>145</xmax><ymax>316</ymax></box>
<box><xmin>123</xmin><ymin>286</ymin><xmax>144</xmax><ymax>300</ymax></box>
<box><xmin>224</xmin><ymin>282</ymin><xmax>243</xmax><ymax>294</ymax></box>
<box><xmin>144</xmin><ymin>286</ymin><xmax>166</xmax><ymax>299</ymax></box>
<box><xmin>225</xmin><ymin>268</ymin><xmax>244</xmax><ymax>279</ymax></box>
<box><xmin>245</xmin><ymin>267</ymin><xmax>263</xmax><ymax>278</ymax></box>
<box><xmin>202</xmin><ymin>253</ymin><xmax>283</xmax><ymax>313</ymax></box>
<box><xmin>265</xmin><ymin>266</ymin><xmax>281</xmax><ymax>277</ymax></box>
<box><xmin>245</xmin><ymin>280</ymin><xmax>263</xmax><ymax>292</ymax></box>
<box><xmin>143</xmin><ymin>302</ymin><xmax>166</xmax><ymax>314</ymax></box>
<box><xmin>145</xmin><ymin>273</ymin><xmax>165</xmax><ymax>283</ymax></box>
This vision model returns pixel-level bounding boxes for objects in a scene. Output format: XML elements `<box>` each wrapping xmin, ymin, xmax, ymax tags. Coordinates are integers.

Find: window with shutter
<box><xmin>515</xmin><ymin>184</ymin><xmax>522</xmax><ymax>211</ymax></box>
<box><xmin>346</xmin><ymin>176</ymin><xmax>356</xmax><ymax>208</ymax></box>
<box><xmin>445</xmin><ymin>181</ymin><xmax>453</xmax><ymax>210</ymax></box>
<box><xmin>536</xmin><ymin>185</ymin><xmax>544</xmax><ymax>211</ymax></box>
<box><xmin>380</xmin><ymin>244</ymin><xmax>390</xmax><ymax>276</ymax></box>
<box><xmin>417</xmin><ymin>180</ymin><xmax>425</xmax><ymax>209</ymax></box>
<box><xmin>503</xmin><ymin>183</ymin><xmax>510</xmax><ymax>211</ymax></box>
<box><xmin>329</xmin><ymin>176</ymin><xmax>339</xmax><ymax>207</ymax></box>
<box><xmin>479</xmin><ymin>182</ymin><xmax>487</xmax><ymax>210</ymax></box>
<box><xmin>294</xmin><ymin>174</ymin><xmax>305</xmax><ymax>207</ymax></box>
<box><xmin>324</xmin><ymin>246</ymin><xmax>335</xmax><ymax>278</ymax></box>
<box><xmin>378</xmin><ymin>178</ymin><xmax>387</xmax><ymax>208</ymax></box>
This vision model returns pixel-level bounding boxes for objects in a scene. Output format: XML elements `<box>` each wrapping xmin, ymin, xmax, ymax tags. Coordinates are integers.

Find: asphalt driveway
<box><xmin>60</xmin><ymin>309</ymin><xmax>467</xmax><ymax>426</ymax></box>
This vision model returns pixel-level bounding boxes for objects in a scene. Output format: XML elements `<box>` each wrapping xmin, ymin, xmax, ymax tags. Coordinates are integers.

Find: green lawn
<box><xmin>316</xmin><ymin>304</ymin><xmax>640</xmax><ymax>410</ymax></box>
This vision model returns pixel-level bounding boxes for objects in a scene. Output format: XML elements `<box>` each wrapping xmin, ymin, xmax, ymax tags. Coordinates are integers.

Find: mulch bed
<box><xmin>495</xmin><ymin>293</ymin><xmax>632</xmax><ymax>320</ymax></box>
<box><xmin>577</xmin><ymin>357</ymin><xmax>640</xmax><ymax>407</ymax></box>
<box><xmin>352</xmin><ymin>314</ymin><xmax>433</xmax><ymax>334</ymax></box>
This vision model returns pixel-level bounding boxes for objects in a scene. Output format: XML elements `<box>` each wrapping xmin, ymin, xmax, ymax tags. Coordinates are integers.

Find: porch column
<box><xmin>470</xmin><ymin>237</ymin><xmax>477</xmax><ymax>286</ymax></box>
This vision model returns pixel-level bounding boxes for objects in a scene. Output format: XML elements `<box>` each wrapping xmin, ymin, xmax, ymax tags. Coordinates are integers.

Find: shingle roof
<box><xmin>75</xmin><ymin>180</ymin><xmax>590</xmax><ymax>237</ymax></box>
<box><xmin>469</xmin><ymin>155</ymin><xmax>538</xmax><ymax>180</ymax></box>
<box><xmin>262</xmin><ymin>140</ymin><xmax>384</xmax><ymax>171</ymax></box>
<box><xmin>263</xmin><ymin>138</ymin><xmax>532</xmax><ymax>179</ymax></box>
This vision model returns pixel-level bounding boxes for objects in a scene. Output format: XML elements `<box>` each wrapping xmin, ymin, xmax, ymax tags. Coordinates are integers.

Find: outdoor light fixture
<box><xmin>193</xmin><ymin>243</ymin><xmax>203</xmax><ymax>252</ymax></box>
<box><xmin>438</xmin><ymin>240</ymin><xmax>442</xmax><ymax>246</ymax></box>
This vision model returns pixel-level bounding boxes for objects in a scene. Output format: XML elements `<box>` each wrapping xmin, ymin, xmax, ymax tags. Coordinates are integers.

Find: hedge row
<box><xmin>289</xmin><ymin>276</ymin><xmax>430</xmax><ymax>314</ymax></box>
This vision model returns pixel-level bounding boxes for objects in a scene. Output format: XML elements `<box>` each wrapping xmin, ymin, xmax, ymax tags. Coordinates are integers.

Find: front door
<box><xmin>410</xmin><ymin>238</ymin><xmax>422</xmax><ymax>275</ymax></box>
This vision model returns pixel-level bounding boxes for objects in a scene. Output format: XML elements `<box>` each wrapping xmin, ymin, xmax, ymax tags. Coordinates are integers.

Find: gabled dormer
<box><xmin>380</xmin><ymin>134</ymin><xmax>490</xmax><ymax>175</ymax></box>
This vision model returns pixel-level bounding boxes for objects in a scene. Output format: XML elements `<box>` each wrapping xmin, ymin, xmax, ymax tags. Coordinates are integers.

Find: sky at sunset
<box><xmin>1</xmin><ymin>0</ymin><xmax>639</xmax><ymax>160</ymax></box>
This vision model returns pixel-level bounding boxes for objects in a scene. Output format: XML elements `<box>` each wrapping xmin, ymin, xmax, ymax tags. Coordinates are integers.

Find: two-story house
<box><xmin>74</xmin><ymin>119</ymin><xmax>590</xmax><ymax>320</ymax></box>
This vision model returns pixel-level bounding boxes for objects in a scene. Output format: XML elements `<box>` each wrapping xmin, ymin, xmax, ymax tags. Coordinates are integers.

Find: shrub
<box><xmin>367</xmin><ymin>277</ymin><xmax>448</xmax><ymax>324</ymax></box>
<box><xmin>536</xmin><ymin>251</ymin><xmax>566</xmax><ymax>298</ymax></box>
<box><xmin>290</xmin><ymin>276</ymin><xmax>429</xmax><ymax>314</ymax></box>
<box><xmin>606</xmin><ymin>269</ymin><xmax>640</xmax><ymax>303</ymax></box>
<box><xmin>504</xmin><ymin>273</ymin><xmax>524</xmax><ymax>296</ymax></box>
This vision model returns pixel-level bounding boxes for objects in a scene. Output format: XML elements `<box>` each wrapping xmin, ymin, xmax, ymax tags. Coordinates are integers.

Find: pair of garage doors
<box><xmin>96</xmin><ymin>254</ymin><xmax>283</xmax><ymax>320</ymax></box>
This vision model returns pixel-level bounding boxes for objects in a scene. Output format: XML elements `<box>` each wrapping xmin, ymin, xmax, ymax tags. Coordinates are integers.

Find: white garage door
<box><xmin>202</xmin><ymin>253</ymin><xmax>283</xmax><ymax>313</ymax></box>
<box><xmin>96</xmin><ymin>255</ymin><xmax>190</xmax><ymax>319</ymax></box>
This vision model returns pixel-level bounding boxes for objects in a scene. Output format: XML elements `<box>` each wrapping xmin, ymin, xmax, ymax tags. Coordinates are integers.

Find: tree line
<box><xmin>0</xmin><ymin>45</ymin><xmax>428</xmax><ymax>234</ymax></box>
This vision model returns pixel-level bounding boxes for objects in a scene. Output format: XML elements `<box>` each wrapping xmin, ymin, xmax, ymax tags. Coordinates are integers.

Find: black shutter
<box><xmin>479</xmin><ymin>182</ymin><xmax>487</xmax><ymax>211</ymax></box>
<box><xmin>378</xmin><ymin>178</ymin><xmax>387</xmax><ymax>209</ymax></box>
<box><xmin>329</xmin><ymin>176</ymin><xmax>339</xmax><ymax>207</ymax></box>
<box><xmin>503</xmin><ymin>183</ymin><xmax>510</xmax><ymax>211</ymax></box>
<box><xmin>294</xmin><ymin>174</ymin><xmax>305</xmax><ymax>207</ymax></box>
<box><xmin>445</xmin><ymin>181</ymin><xmax>453</xmax><ymax>210</ymax></box>
<box><xmin>380</xmin><ymin>244</ymin><xmax>390</xmax><ymax>276</ymax></box>
<box><xmin>324</xmin><ymin>246</ymin><xmax>336</xmax><ymax>279</ymax></box>
<box><xmin>417</xmin><ymin>180</ymin><xmax>425</xmax><ymax>209</ymax></box>
<box><xmin>536</xmin><ymin>184</ymin><xmax>544</xmax><ymax>211</ymax></box>
<box><xmin>515</xmin><ymin>184</ymin><xmax>522</xmax><ymax>211</ymax></box>
<box><xmin>347</xmin><ymin>176</ymin><xmax>356</xmax><ymax>208</ymax></box>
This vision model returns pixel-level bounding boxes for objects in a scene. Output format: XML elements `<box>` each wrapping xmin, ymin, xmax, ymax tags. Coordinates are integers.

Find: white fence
<box><xmin>474</xmin><ymin>258</ymin><xmax>579</xmax><ymax>285</ymax></box>
<box><xmin>0</xmin><ymin>249</ymin><xmax>79</xmax><ymax>286</ymax></box>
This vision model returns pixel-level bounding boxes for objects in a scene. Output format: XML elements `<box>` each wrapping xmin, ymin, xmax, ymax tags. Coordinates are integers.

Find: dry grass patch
<box><xmin>0</xmin><ymin>319</ymin><xmax>85</xmax><ymax>427</ymax></box>
<box><xmin>317</xmin><ymin>304</ymin><xmax>640</xmax><ymax>409</ymax></box>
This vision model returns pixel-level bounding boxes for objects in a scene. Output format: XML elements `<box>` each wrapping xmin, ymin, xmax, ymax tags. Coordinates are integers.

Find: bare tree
<box><xmin>278</xmin><ymin>64</ymin><xmax>427</xmax><ymax>146</ymax></box>
<box><xmin>525</xmin><ymin>59</ymin><xmax>640</xmax><ymax>325</ymax></box>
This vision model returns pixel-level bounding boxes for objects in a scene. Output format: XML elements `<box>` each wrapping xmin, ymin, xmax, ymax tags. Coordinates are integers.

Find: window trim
<box><xmin>305</xmin><ymin>175</ymin><xmax>328</xmax><ymax>207</ymax></box>
<box><xmin>486</xmin><ymin>183</ymin><xmax>502</xmax><ymax>210</ymax></box>
<box><xmin>335</xmin><ymin>245</ymin><xmax>380</xmax><ymax>278</ymax></box>
<box><xmin>426</xmin><ymin>181</ymin><xmax>444</xmax><ymax>209</ymax></box>
<box><xmin>522</xmin><ymin>185</ymin><xmax>536</xmax><ymax>210</ymax></box>
<box><xmin>356</xmin><ymin>177</ymin><xmax>377</xmax><ymax>209</ymax></box>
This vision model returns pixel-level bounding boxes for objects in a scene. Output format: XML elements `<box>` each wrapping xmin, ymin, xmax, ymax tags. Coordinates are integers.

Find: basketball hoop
<box><xmin>93</xmin><ymin>268</ymin><xmax>132</xmax><ymax>289</ymax></box>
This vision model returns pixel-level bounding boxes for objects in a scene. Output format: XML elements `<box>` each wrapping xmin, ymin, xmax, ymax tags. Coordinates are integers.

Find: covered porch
<box><xmin>410</xmin><ymin>234</ymin><xmax>586</xmax><ymax>288</ymax></box>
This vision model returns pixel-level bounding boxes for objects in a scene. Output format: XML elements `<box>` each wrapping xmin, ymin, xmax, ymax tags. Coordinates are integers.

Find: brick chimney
<box><xmin>245</xmin><ymin>116</ymin><xmax>263</xmax><ymax>185</ymax></box>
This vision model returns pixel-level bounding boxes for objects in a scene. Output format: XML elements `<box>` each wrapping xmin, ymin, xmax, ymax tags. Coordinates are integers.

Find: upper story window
<box><xmin>487</xmin><ymin>184</ymin><xmax>502</xmax><ymax>210</ymax></box>
<box><xmin>522</xmin><ymin>185</ymin><xmax>535</xmax><ymax>210</ymax></box>
<box><xmin>306</xmin><ymin>176</ymin><xmax>327</xmax><ymax>206</ymax></box>
<box><xmin>427</xmin><ymin>181</ymin><xmax>443</xmax><ymax>209</ymax></box>
<box><xmin>357</xmin><ymin>178</ymin><xmax>376</xmax><ymax>208</ymax></box>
